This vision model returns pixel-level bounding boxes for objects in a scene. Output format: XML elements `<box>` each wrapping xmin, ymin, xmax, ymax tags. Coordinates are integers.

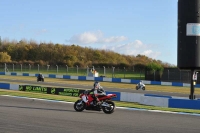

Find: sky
<box><xmin>0</xmin><ymin>0</ymin><xmax>178</xmax><ymax>65</ymax></box>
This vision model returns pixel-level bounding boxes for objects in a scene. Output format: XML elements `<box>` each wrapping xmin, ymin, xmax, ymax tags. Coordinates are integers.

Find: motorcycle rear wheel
<box><xmin>74</xmin><ymin>100</ymin><xmax>85</xmax><ymax>112</ymax></box>
<box><xmin>102</xmin><ymin>101</ymin><xmax>115</xmax><ymax>114</ymax></box>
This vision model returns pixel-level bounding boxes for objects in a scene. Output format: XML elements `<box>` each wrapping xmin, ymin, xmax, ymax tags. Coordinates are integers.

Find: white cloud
<box><xmin>101</xmin><ymin>40</ymin><xmax>161</xmax><ymax>59</ymax></box>
<box><xmin>68</xmin><ymin>31</ymin><xmax>161</xmax><ymax>60</ymax></box>
<box><xmin>69</xmin><ymin>31</ymin><xmax>102</xmax><ymax>44</ymax></box>
<box><xmin>68</xmin><ymin>30</ymin><xmax>127</xmax><ymax>44</ymax></box>
<box><xmin>102</xmin><ymin>36</ymin><xmax>127</xmax><ymax>43</ymax></box>
<box><xmin>142</xmin><ymin>50</ymin><xmax>161</xmax><ymax>59</ymax></box>
<box><xmin>35</xmin><ymin>29</ymin><xmax>48</xmax><ymax>36</ymax></box>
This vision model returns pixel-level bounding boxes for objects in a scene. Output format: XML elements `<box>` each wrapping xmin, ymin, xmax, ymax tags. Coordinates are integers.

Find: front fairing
<box><xmin>81</xmin><ymin>95</ymin><xmax>88</xmax><ymax>103</ymax></box>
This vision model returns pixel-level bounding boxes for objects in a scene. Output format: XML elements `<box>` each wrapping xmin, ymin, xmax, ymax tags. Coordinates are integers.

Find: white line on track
<box><xmin>1</xmin><ymin>95</ymin><xmax>200</xmax><ymax>117</ymax></box>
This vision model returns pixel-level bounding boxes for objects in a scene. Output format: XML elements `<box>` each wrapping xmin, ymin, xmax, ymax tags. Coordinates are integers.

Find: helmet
<box><xmin>94</xmin><ymin>81</ymin><xmax>100</xmax><ymax>89</ymax></box>
<box><xmin>84</xmin><ymin>90</ymin><xmax>88</xmax><ymax>95</ymax></box>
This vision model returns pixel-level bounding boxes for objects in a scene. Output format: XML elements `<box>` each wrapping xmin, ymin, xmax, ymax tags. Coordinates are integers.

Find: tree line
<box><xmin>0</xmin><ymin>39</ymin><xmax>176</xmax><ymax>71</ymax></box>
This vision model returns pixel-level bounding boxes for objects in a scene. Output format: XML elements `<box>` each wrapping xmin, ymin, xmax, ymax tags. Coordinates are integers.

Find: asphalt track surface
<box><xmin>1</xmin><ymin>77</ymin><xmax>200</xmax><ymax>132</ymax></box>
<box><xmin>0</xmin><ymin>77</ymin><xmax>198</xmax><ymax>98</ymax></box>
<box><xmin>1</xmin><ymin>96</ymin><xmax>200</xmax><ymax>133</ymax></box>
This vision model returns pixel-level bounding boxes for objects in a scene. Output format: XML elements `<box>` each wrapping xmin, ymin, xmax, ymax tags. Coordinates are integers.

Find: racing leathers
<box><xmin>88</xmin><ymin>86</ymin><xmax>105</xmax><ymax>106</ymax></box>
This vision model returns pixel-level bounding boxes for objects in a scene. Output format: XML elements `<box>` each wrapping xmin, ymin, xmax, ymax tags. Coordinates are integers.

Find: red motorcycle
<box><xmin>74</xmin><ymin>90</ymin><xmax>117</xmax><ymax>114</ymax></box>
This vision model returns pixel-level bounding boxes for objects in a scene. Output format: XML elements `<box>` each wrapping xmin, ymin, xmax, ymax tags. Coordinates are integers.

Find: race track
<box><xmin>0</xmin><ymin>77</ymin><xmax>198</xmax><ymax>98</ymax></box>
<box><xmin>0</xmin><ymin>96</ymin><xmax>200</xmax><ymax>133</ymax></box>
<box><xmin>1</xmin><ymin>77</ymin><xmax>200</xmax><ymax>133</ymax></box>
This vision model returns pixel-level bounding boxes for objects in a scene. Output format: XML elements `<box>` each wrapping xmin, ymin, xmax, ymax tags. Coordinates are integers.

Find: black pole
<box><xmin>189</xmin><ymin>69</ymin><xmax>195</xmax><ymax>99</ymax></box>
<box><xmin>178</xmin><ymin>0</ymin><xmax>200</xmax><ymax>100</ymax></box>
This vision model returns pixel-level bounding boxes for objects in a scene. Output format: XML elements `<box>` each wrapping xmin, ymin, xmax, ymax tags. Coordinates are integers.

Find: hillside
<box><xmin>0</xmin><ymin>39</ymin><xmax>175</xmax><ymax>69</ymax></box>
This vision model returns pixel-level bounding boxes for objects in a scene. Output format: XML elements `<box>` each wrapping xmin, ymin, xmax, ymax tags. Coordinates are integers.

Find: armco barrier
<box><xmin>0</xmin><ymin>82</ymin><xmax>18</xmax><ymax>90</ymax></box>
<box><xmin>168</xmin><ymin>98</ymin><xmax>200</xmax><ymax>110</ymax></box>
<box><xmin>140</xmin><ymin>96</ymin><xmax>169</xmax><ymax>107</ymax></box>
<box><xmin>105</xmin><ymin>91</ymin><xmax>121</xmax><ymax>101</ymax></box>
<box><xmin>0</xmin><ymin>83</ymin><xmax>10</xmax><ymax>90</ymax></box>
<box><xmin>2</xmin><ymin>72</ymin><xmax>200</xmax><ymax>88</ymax></box>
<box><xmin>144</xmin><ymin>94</ymin><xmax>172</xmax><ymax>99</ymax></box>
<box><xmin>120</xmin><ymin>92</ymin><xmax>169</xmax><ymax>107</ymax></box>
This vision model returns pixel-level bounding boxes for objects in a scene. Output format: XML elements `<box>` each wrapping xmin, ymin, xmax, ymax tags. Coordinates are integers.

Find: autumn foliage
<box><xmin>0</xmin><ymin>39</ymin><xmax>175</xmax><ymax>71</ymax></box>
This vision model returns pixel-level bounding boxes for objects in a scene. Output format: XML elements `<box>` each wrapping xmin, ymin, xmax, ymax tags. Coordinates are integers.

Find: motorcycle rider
<box><xmin>88</xmin><ymin>81</ymin><xmax>105</xmax><ymax>106</ymax></box>
<box><xmin>38</xmin><ymin>73</ymin><xmax>41</xmax><ymax>77</ymax></box>
<box><xmin>138</xmin><ymin>80</ymin><xmax>144</xmax><ymax>89</ymax></box>
<box><xmin>38</xmin><ymin>73</ymin><xmax>43</xmax><ymax>79</ymax></box>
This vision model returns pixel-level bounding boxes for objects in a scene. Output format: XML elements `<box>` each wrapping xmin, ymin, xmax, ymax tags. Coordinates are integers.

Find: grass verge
<box><xmin>1</xmin><ymin>89</ymin><xmax>200</xmax><ymax>114</ymax></box>
<box><xmin>1</xmin><ymin>75</ymin><xmax>200</xmax><ymax>95</ymax></box>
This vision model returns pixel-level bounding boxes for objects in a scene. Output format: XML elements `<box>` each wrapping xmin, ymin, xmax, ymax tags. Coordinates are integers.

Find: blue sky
<box><xmin>0</xmin><ymin>0</ymin><xmax>177</xmax><ymax>65</ymax></box>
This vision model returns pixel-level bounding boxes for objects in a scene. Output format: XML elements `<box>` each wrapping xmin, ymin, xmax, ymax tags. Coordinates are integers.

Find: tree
<box><xmin>0</xmin><ymin>52</ymin><xmax>11</xmax><ymax>62</ymax></box>
<box><xmin>134</xmin><ymin>63</ymin><xmax>146</xmax><ymax>71</ymax></box>
<box><xmin>0</xmin><ymin>39</ymin><xmax>176</xmax><ymax>68</ymax></box>
<box><xmin>146</xmin><ymin>62</ymin><xmax>164</xmax><ymax>72</ymax></box>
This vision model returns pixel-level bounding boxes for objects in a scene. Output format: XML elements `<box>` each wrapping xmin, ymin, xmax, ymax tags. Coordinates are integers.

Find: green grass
<box><xmin>1</xmin><ymin>89</ymin><xmax>200</xmax><ymax>114</ymax></box>
<box><xmin>4</xmin><ymin>67</ymin><xmax>145</xmax><ymax>79</ymax></box>
<box><xmin>1</xmin><ymin>75</ymin><xmax>200</xmax><ymax>94</ymax></box>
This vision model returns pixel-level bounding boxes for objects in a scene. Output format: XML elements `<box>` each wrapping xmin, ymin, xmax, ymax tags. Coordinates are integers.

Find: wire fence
<box><xmin>160</xmin><ymin>68</ymin><xmax>194</xmax><ymax>83</ymax></box>
<box><xmin>1</xmin><ymin>63</ymin><xmax>145</xmax><ymax>79</ymax></box>
<box><xmin>1</xmin><ymin>63</ymin><xmax>197</xmax><ymax>83</ymax></box>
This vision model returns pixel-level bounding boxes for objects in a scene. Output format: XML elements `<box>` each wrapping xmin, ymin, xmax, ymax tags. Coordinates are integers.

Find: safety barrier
<box><xmin>0</xmin><ymin>82</ymin><xmax>200</xmax><ymax>110</ymax></box>
<box><xmin>1</xmin><ymin>72</ymin><xmax>200</xmax><ymax>88</ymax></box>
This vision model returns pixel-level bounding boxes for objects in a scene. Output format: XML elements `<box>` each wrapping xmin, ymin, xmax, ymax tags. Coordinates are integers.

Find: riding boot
<box><xmin>93</xmin><ymin>100</ymin><xmax>97</xmax><ymax>106</ymax></box>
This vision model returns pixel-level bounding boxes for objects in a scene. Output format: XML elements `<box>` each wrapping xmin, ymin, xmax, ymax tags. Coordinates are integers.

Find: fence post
<box><xmin>86</xmin><ymin>66</ymin><xmax>89</xmax><ymax>75</ymax></box>
<box><xmin>103</xmin><ymin>66</ymin><xmax>106</xmax><ymax>76</ymax></box>
<box><xmin>38</xmin><ymin>64</ymin><xmax>39</xmax><ymax>72</ymax></box>
<box><xmin>20</xmin><ymin>64</ymin><xmax>22</xmax><ymax>72</ymax></box>
<box><xmin>4</xmin><ymin>63</ymin><xmax>6</xmax><ymax>72</ymax></box>
<box><xmin>168</xmin><ymin>69</ymin><xmax>169</xmax><ymax>81</ymax></box>
<box><xmin>29</xmin><ymin>64</ymin><xmax>31</xmax><ymax>71</ymax></box>
<box><xmin>13</xmin><ymin>64</ymin><xmax>14</xmax><ymax>72</ymax></box>
<box><xmin>112</xmin><ymin>66</ymin><xmax>115</xmax><ymax>78</ymax></box>
<box><xmin>47</xmin><ymin>65</ymin><xmax>50</xmax><ymax>72</ymax></box>
<box><xmin>124</xmin><ymin>67</ymin><xmax>125</xmax><ymax>78</ymax></box>
<box><xmin>76</xmin><ymin>65</ymin><xmax>78</xmax><ymax>74</ymax></box>
<box><xmin>56</xmin><ymin>65</ymin><xmax>58</xmax><ymax>73</ymax></box>
<box><xmin>66</xmin><ymin>65</ymin><xmax>68</xmax><ymax>74</ymax></box>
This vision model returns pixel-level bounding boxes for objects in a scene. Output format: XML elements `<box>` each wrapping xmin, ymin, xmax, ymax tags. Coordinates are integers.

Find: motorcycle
<box><xmin>136</xmin><ymin>83</ymin><xmax>145</xmax><ymax>90</ymax></box>
<box><xmin>37</xmin><ymin>74</ymin><xmax>44</xmax><ymax>82</ymax></box>
<box><xmin>74</xmin><ymin>90</ymin><xmax>117</xmax><ymax>114</ymax></box>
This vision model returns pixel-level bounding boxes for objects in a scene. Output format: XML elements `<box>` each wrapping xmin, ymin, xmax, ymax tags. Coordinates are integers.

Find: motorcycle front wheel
<box><xmin>136</xmin><ymin>86</ymin><xmax>139</xmax><ymax>90</ymax></box>
<box><xmin>74</xmin><ymin>100</ymin><xmax>85</xmax><ymax>112</ymax></box>
<box><xmin>102</xmin><ymin>101</ymin><xmax>115</xmax><ymax>114</ymax></box>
